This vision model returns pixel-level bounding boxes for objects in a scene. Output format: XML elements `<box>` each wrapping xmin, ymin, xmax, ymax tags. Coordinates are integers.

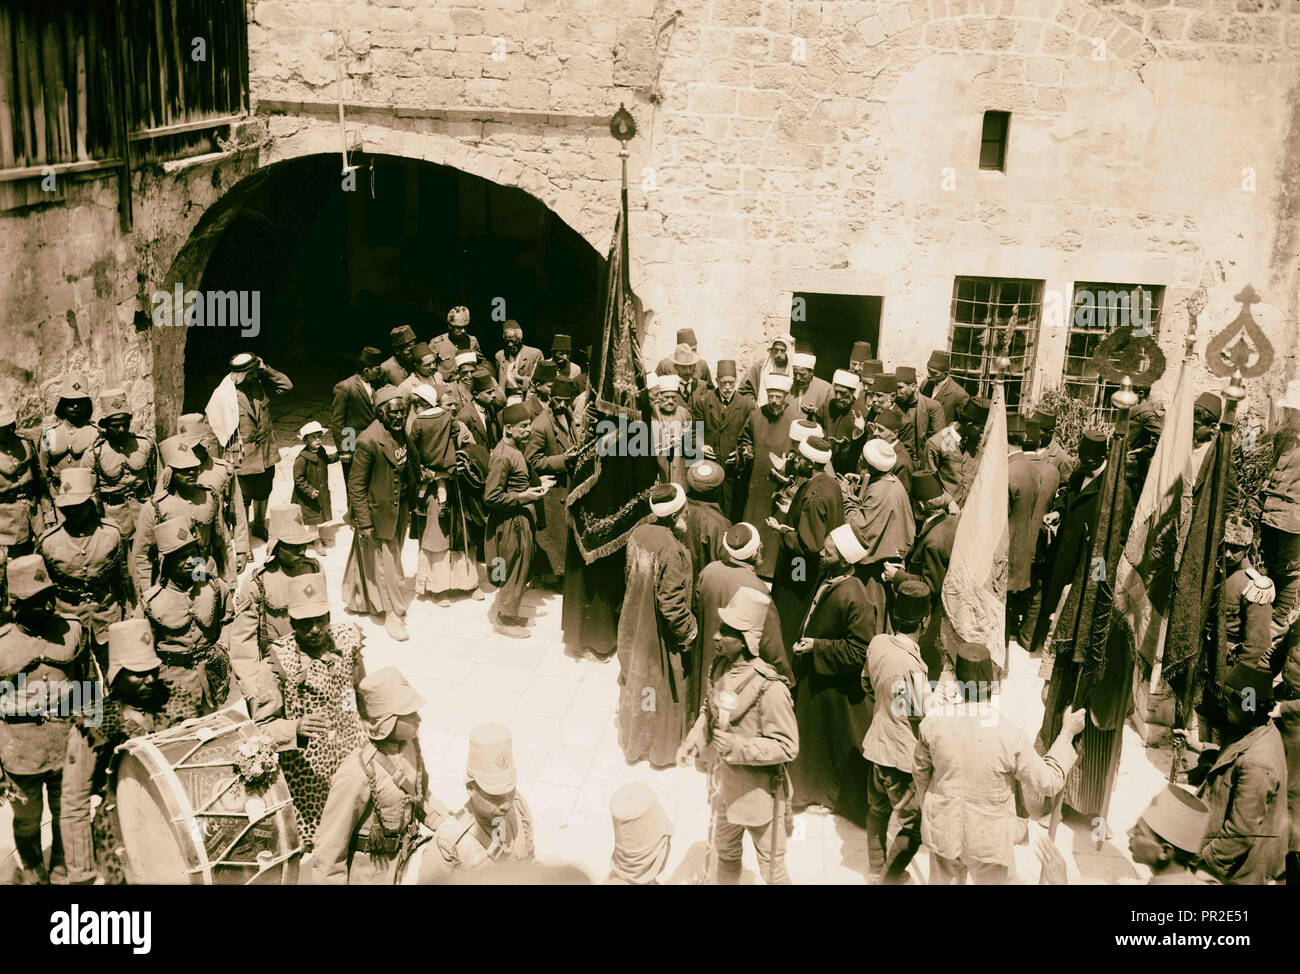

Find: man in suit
<box><xmin>551</xmin><ymin>334</ymin><xmax>582</xmax><ymax>382</ymax></box>
<box><xmin>454</xmin><ymin>373</ymin><xmax>501</xmax><ymax>449</ymax></box>
<box><xmin>692</xmin><ymin>359</ymin><xmax>753</xmax><ymax>522</ymax></box>
<box><xmin>657</xmin><ymin>343</ymin><xmax>708</xmax><ymax>403</ymax></box>
<box><xmin>655</xmin><ymin>328</ymin><xmax>713</xmax><ymax>391</ymax></box>
<box><xmin>331</xmin><ymin>347</ymin><xmax>385</xmax><ymax>486</ymax></box>
<box><xmin>1005</xmin><ymin>414</ymin><xmax>1043</xmax><ymax>646</ymax></box>
<box><xmin>1034</xmin><ymin>407</ymin><xmax>1076</xmax><ymax>483</ymax></box>
<box><xmin>893</xmin><ymin>366</ymin><xmax>945</xmax><ymax>461</ymax></box>
<box><xmin>227</xmin><ymin>353</ymin><xmax>293</xmax><ymax>541</ymax></box>
<box><xmin>495</xmin><ymin>320</ymin><xmax>543</xmax><ymax>401</ymax></box>
<box><xmin>921</xmin><ymin>350</ymin><xmax>970</xmax><ymax>426</ymax></box>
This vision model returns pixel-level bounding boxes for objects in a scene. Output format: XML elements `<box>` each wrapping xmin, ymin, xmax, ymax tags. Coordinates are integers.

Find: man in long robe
<box><xmin>738</xmin><ymin>375</ymin><xmax>795</xmax><ymax>579</ymax></box>
<box><xmin>485</xmin><ymin>403</ymin><xmax>548</xmax><ymax>638</ymax></box>
<box><xmin>817</xmin><ymin>369</ymin><xmax>869</xmax><ymax>476</ymax></box>
<box><xmin>769</xmin><ymin>436</ymin><xmax>844</xmax><ymax>654</ymax></box>
<box><xmin>616</xmin><ymin>484</ymin><xmax>697</xmax><ymax>767</ymax></box>
<box><xmin>844</xmin><ymin>438</ymin><xmax>916</xmax><ymax>642</ymax></box>
<box><xmin>790</xmin><ymin>350</ymin><xmax>831</xmax><ymax>418</ymax></box>
<box><xmin>524</xmin><ymin>378</ymin><xmax>577</xmax><ymax>581</ymax></box>
<box><xmin>681</xmin><ymin>459</ymin><xmax>731</xmax><ymax>580</ymax></box>
<box><xmin>343</xmin><ymin>387</ymin><xmax>417</xmax><ymax>641</ymax></box>
<box><xmin>650</xmin><ymin>375</ymin><xmax>694</xmax><ymax>487</ymax></box>
<box><xmin>789</xmin><ymin>523</ymin><xmax>875</xmax><ymax>826</ymax></box>
<box><xmin>692</xmin><ymin>359</ymin><xmax>754</xmax><ymax>521</ymax></box>
<box><xmin>691</xmin><ymin>522</ymin><xmax>791</xmax><ymax>715</ymax></box>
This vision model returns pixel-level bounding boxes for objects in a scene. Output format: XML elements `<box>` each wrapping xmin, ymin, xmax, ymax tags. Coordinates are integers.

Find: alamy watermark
<box><xmin>0</xmin><ymin>674</ymin><xmax>102</xmax><ymax>727</ymax></box>
<box><xmin>151</xmin><ymin>284</ymin><xmax>260</xmax><ymax>337</ymax></box>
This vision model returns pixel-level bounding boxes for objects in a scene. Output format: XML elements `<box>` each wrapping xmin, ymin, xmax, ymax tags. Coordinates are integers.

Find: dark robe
<box><xmin>680</xmin><ymin>496</ymin><xmax>730</xmax><ymax>580</ymax></box>
<box><xmin>691</xmin><ymin>387</ymin><xmax>755</xmax><ymax>521</ymax></box>
<box><xmin>789</xmin><ymin>571</ymin><xmax>875</xmax><ymax>826</ymax></box>
<box><xmin>524</xmin><ymin>405</ymin><xmax>575</xmax><ymax>579</ymax></box>
<box><xmin>738</xmin><ymin>402</ymin><xmax>795</xmax><ymax>579</ymax></box>
<box><xmin>691</xmin><ymin>559</ymin><xmax>792</xmax><ymax>716</ymax></box>
<box><xmin>771</xmin><ymin>471</ymin><xmax>844</xmax><ymax>653</ymax></box>
<box><xmin>904</xmin><ymin>510</ymin><xmax>958</xmax><ymax>679</ymax></box>
<box><xmin>816</xmin><ymin>398</ymin><xmax>869</xmax><ymax>476</ymax></box>
<box><xmin>616</xmin><ymin>523</ymin><xmax>697</xmax><ymax>767</ymax></box>
<box><xmin>562</xmin><ymin>541</ymin><xmax>624</xmax><ymax>661</ymax></box>
<box><xmin>484</xmin><ymin>439</ymin><xmax>537</xmax><ymax>618</ymax></box>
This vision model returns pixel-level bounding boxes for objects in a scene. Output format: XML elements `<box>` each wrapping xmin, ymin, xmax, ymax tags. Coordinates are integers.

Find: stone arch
<box><xmin>151</xmin><ymin>124</ymin><xmax>618</xmax><ymax>432</ymax></box>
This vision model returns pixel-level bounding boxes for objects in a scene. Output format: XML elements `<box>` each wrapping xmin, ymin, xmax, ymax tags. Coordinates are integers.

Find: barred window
<box><xmin>1064</xmin><ymin>283</ymin><xmax>1164</xmax><ymax>421</ymax></box>
<box><xmin>948</xmin><ymin>277</ymin><xmax>1043</xmax><ymax>411</ymax></box>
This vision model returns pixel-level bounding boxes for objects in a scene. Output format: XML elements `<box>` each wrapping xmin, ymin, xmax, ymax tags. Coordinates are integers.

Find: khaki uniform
<box><xmin>131</xmin><ymin>486</ymin><xmax>231</xmax><ymax>594</ymax></box>
<box><xmin>683</xmin><ymin>655</ymin><xmax>797</xmax><ymax>884</ymax></box>
<box><xmin>421</xmin><ymin>797</ymin><xmax>535</xmax><ymax>882</ymax></box>
<box><xmin>36</xmin><ymin>522</ymin><xmax>126</xmax><ymax>651</ymax></box>
<box><xmin>37</xmin><ymin>420</ymin><xmax>98</xmax><ymax>521</ymax></box>
<box><xmin>0</xmin><ymin>432</ymin><xmax>39</xmax><ymax>551</ymax></box>
<box><xmin>197</xmin><ymin>454</ymin><xmax>251</xmax><ymax>560</ymax></box>
<box><xmin>140</xmin><ymin>579</ymin><xmax>231</xmax><ymax>724</ymax></box>
<box><xmin>313</xmin><ymin>739</ymin><xmax>450</xmax><ymax>884</ymax></box>
<box><xmin>228</xmin><ymin>560</ymin><xmax>322</xmax><ymax>684</ymax></box>
<box><xmin>90</xmin><ymin>434</ymin><xmax>156</xmax><ymax>541</ymax></box>
<box><xmin>0</xmin><ymin>615</ymin><xmax>86</xmax><ymax>871</ymax></box>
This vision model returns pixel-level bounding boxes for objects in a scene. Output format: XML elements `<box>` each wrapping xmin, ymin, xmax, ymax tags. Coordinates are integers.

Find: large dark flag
<box><xmin>565</xmin><ymin>205</ymin><xmax>659</xmax><ymax>561</ymax></box>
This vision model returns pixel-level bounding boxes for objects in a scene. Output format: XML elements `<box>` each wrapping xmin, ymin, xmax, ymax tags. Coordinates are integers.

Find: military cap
<box><xmin>447</xmin><ymin>306</ymin><xmax>470</xmax><ymax>329</ymax></box>
<box><xmin>609</xmin><ymin>783</ymin><xmax>673</xmax><ymax>860</ymax></box>
<box><xmin>268</xmin><ymin>504</ymin><xmax>318</xmax><ymax>547</ymax></box>
<box><xmin>1224</xmin><ymin>515</ymin><xmax>1254</xmax><ymax>547</ymax></box>
<box><xmin>159</xmin><ymin>435</ymin><xmax>201</xmax><ymax>470</ymax></box>
<box><xmin>54</xmin><ymin>468</ymin><xmax>96</xmax><ymax>508</ymax></box>
<box><xmin>59</xmin><ymin>373</ymin><xmax>91</xmax><ymax>401</ymax></box>
<box><xmin>466</xmin><ymin>722</ymin><xmax>517</xmax><ymax>794</ymax></box>
<box><xmin>717</xmin><ymin>587</ymin><xmax>771</xmax><ymax>655</ymax></box>
<box><xmin>176</xmin><ymin>413</ymin><xmax>211</xmax><ymax>449</ymax></box>
<box><xmin>106</xmin><ymin>618</ymin><xmax>160</xmax><ymax>686</ymax></box>
<box><xmin>8</xmin><ymin>554</ymin><xmax>54</xmax><ymax>600</ymax></box>
<box><xmin>286</xmin><ymin>572</ymin><xmax>330</xmax><ymax>621</ymax></box>
<box><xmin>358</xmin><ymin>666</ymin><xmax>424</xmax><ymax>740</ymax></box>
<box><xmin>154</xmin><ymin>515</ymin><xmax>197</xmax><ymax>556</ymax></box>
<box><xmin>98</xmin><ymin>388</ymin><xmax>131</xmax><ymax>422</ymax></box>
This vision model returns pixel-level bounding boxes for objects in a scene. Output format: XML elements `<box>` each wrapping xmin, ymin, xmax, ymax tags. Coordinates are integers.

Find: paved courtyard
<box><xmin>2</xmin><ymin>382</ymin><xmax>1170</xmax><ymax>884</ymax></box>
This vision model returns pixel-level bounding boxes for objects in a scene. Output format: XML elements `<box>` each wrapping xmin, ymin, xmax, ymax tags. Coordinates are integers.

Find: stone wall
<box><xmin>1</xmin><ymin>0</ymin><xmax>1298</xmax><ymax>429</ymax></box>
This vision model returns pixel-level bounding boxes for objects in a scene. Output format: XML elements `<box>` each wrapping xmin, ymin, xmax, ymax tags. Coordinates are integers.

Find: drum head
<box><xmin>115</xmin><ymin>755</ymin><xmax>190</xmax><ymax>885</ymax></box>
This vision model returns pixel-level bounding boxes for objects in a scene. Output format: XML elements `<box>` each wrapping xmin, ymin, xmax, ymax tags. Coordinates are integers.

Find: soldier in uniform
<box><xmin>678</xmin><ymin>588</ymin><xmax>797</xmax><ymax>884</ymax></box>
<box><xmin>430</xmin><ymin>307</ymin><xmax>485</xmax><ymax>382</ymax></box>
<box><xmin>0</xmin><ymin>404</ymin><xmax>41</xmax><ymax>559</ymax></box>
<box><xmin>422</xmin><ymin>723</ymin><xmax>535</xmax><ymax>882</ymax></box>
<box><xmin>606</xmin><ymin>782</ymin><xmax>674</xmax><ymax>885</ymax></box>
<box><xmin>131</xmin><ymin>435</ymin><xmax>233</xmax><ymax>595</ymax></box>
<box><xmin>1220</xmin><ymin>515</ymin><xmax>1275</xmax><ymax>674</ymax></box>
<box><xmin>0</xmin><ymin>555</ymin><xmax>88</xmax><ymax>884</ymax></box>
<box><xmin>89</xmin><ymin>388</ymin><xmax>155</xmax><ymax>601</ymax></box>
<box><xmin>37</xmin><ymin>469</ymin><xmax>127</xmax><ymax>670</ymax></box>
<box><xmin>60</xmin><ymin>618</ymin><xmax>170</xmax><ymax>885</ymax></box>
<box><xmin>313</xmin><ymin>666</ymin><xmax>449</xmax><ymax>884</ymax></box>
<box><xmin>228</xmin><ymin>505</ymin><xmax>321</xmax><ymax>689</ymax></box>
<box><xmin>38</xmin><ymin>373</ymin><xmax>98</xmax><ymax>528</ymax></box>
<box><xmin>177</xmin><ymin>413</ymin><xmax>251</xmax><ymax>574</ymax></box>
<box><xmin>140</xmin><ymin>516</ymin><xmax>232</xmax><ymax>725</ymax></box>
<box><xmin>248</xmin><ymin>573</ymin><xmax>366</xmax><ymax>851</ymax></box>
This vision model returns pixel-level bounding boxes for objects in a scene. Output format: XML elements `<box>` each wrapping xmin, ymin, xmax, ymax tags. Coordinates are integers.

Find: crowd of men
<box><xmin>0</xmin><ymin>309</ymin><xmax>1295</xmax><ymax>885</ymax></box>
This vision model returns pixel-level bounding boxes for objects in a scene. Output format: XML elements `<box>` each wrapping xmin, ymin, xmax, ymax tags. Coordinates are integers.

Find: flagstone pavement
<box><xmin>2</xmin><ymin>380</ymin><xmax>1171</xmax><ymax>885</ymax></box>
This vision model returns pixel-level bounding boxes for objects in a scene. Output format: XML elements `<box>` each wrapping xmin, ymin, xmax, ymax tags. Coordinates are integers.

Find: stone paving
<box><xmin>1</xmin><ymin>382</ymin><xmax>1170</xmax><ymax>884</ymax></box>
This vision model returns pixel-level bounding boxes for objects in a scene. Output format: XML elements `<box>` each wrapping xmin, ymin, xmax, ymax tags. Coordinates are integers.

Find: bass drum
<box><xmin>108</xmin><ymin>708</ymin><xmax>302</xmax><ymax>885</ymax></box>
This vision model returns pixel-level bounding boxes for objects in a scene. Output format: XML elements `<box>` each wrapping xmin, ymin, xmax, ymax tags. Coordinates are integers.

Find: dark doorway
<box><xmin>790</xmin><ymin>292</ymin><xmax>882</xmax><ymax>380</ymax></box>
<box><xmin>182</xmin><ymin>153</ymin><xmax>605</xmax><ymax>413</ymax></box>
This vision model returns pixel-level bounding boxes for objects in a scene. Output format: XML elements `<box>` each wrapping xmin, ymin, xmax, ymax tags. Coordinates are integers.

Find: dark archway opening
<box><xmin>181</xmin><ymin>152</ymin><xmax>606</xmax><ymax>419</ymax></box>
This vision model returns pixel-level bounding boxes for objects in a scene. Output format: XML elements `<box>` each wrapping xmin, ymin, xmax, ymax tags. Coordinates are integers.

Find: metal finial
<box><xmin>1112</xmin><ymin>375</ymin><xmax>1139</xmax><ymax>411</ymax></box>
<box><xmin>1224</xmin><ymin>369</ymin><xmax>1246</xmax><ymax>403</ymax></box>
<box><xmin>611</xmin><ymin>104</ymin><xmax>636</xmax><ymax>144</ymax></box>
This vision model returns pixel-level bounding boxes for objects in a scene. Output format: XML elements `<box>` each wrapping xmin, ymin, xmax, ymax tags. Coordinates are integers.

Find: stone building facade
<box><xmin>1</xmin><ymin>0</ymin><xmax>1298</xmax><ymax>431</ymax></box>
